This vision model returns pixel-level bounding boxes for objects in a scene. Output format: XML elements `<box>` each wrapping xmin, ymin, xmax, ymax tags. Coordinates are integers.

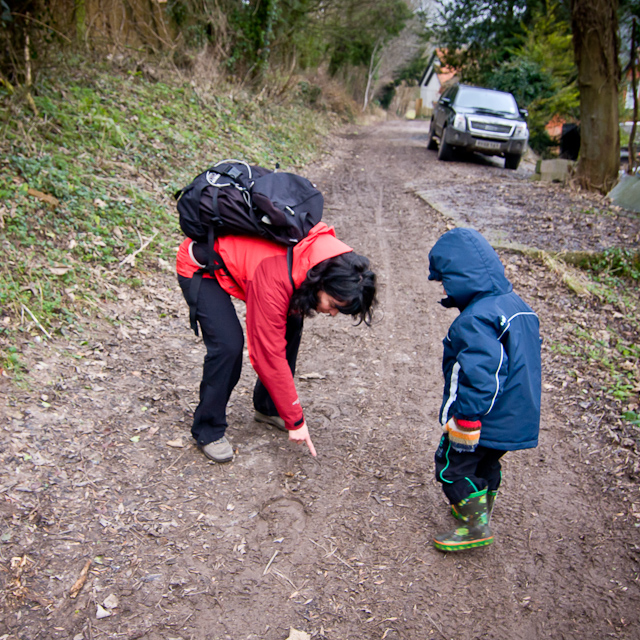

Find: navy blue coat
<box><xmin>428</xmin><ymin>228</ymin><xmax>541</xmax><ymax>451</ymax></box>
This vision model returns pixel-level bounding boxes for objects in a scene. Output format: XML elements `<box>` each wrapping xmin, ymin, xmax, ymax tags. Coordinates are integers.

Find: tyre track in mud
<box><xmin>317</xmin><ymin>127</ymin><xmax>447</xmax><ymax>451</ymax></box>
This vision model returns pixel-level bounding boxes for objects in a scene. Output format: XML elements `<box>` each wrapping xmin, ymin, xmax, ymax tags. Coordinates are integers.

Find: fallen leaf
<box><xmin>166</xmin><ymin>439</ymin><xmax>184</xmax><ymax>448</ymax></box>
<box><xmin>96</xmin><ymin>604</ymin><xmax>111</xmax><ymax>619</ymax></box>
<box><xmin>27</xmin><ymin>187</ymin><xmax>59</xmax><ymax>206</ymax></box>
<box><xmin>286</xmin><ymin>629</ymin><xmax>310</xmax><ymax>640</ymax></box>
<box><xmin>103</xmin><ymin>593</ymin><xmax>119</xmax><ymax>609</ymax></box>
<box><xmin>49</xmin><ymin>266</ymin><xmax>71</xmax><ymax>276</ymax></box>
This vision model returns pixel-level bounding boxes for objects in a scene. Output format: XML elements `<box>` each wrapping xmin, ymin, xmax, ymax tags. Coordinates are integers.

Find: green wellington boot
<box><xmin>451</xmin><ymin>489</ymin><xmax>498</xmax><ymax>521</ymax></box>
<box><xmin>435</xmin><ymin>488</ymin><xmax>493</xmax><ymax>552</ymax></box>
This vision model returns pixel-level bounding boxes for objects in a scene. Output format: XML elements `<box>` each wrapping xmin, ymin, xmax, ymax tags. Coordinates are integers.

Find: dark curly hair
<box><xmin>290</xmin><ymin>252</ymin><xmax>377</xmax><ymax>326</ymax></box>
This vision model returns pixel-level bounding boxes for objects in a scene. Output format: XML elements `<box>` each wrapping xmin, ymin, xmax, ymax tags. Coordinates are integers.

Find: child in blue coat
<box><xmin>428</xmin><ymin>228</ymin><xmax>542</xmax><ymax>552</ymax></box>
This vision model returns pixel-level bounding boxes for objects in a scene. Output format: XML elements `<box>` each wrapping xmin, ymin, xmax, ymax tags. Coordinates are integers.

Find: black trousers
<box><xmin>178</xmin><ymin>275</ymin><xmax>303</xmax><ymax>445</ymax></box>
<box><xmin>434</xmin><ymin>433</ymin><xmax>506</xmax><ymax>504</ymax></box>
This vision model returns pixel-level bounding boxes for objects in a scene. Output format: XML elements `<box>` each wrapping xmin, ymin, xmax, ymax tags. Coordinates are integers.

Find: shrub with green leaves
<box><xmin>579</xmin><ymin>248</ymin><xmax>640</xmax><ymax>281</ymax></box>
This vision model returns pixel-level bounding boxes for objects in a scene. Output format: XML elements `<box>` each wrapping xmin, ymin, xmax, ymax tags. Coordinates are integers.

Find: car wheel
<box><xmin>427</xmin><ymin>121</ymin><xmax>438</xmax><ymax>151</ymax></box>
<box><xmin>504</xmin><ymin>153</ymin><xmax>521</xmax><ymax>170</ymax></box>
<box><xmin>437</xmin><ymin>129</ymin><xmax>453</xmax><ymax>161</ymax></box>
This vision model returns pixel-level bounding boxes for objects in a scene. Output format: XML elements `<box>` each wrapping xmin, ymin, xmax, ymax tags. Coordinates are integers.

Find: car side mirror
<box><xmin>519</xmin><ymin>108</ymin><xmax>529</xmax><ymax>118</ymax></box>
<box><xmin>440</xmin><ymin>96</ymin><xmax>451</xmax><ymax>105</ymax></box>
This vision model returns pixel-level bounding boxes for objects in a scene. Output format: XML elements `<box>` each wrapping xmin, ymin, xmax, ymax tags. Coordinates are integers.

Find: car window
<box><xmin>454</xmin><ymin>88</ymin><xmax>518</xmax><ymax>115</ymax></box>
<box><xmin>441</xmin><ymin>86</ymin><xmax>456</xmax><ymax>102</ymax></box>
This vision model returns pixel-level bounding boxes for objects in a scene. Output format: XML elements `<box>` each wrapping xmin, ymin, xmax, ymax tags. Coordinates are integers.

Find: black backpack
<box><xmin>175</xmin><ymin>159</ymin><xmax>324</xmax><ymax>334</ymax></box>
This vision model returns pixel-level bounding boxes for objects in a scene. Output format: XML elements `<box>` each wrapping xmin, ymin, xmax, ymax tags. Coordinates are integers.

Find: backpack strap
<box><xmin>207</xmin><ymin>212</ymin><xmax>217</xmax><ymax>277</ymax></box>
<box><xmin>188</xmin><ymin>269</ymin><xmax>204</xmax><ymax>336</ymax></box>
<box><xmin>188</xmin><ymin>189</ymin><xmax>220</xmax><ymax>337</ymax></box>
<box><xmin>287</xmin><ymin>246</ymin><xmax>295</xmax><ymax>291</ymax></box>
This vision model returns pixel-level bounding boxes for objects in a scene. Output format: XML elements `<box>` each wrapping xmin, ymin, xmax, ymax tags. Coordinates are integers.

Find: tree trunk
<box><xmin>628</xmin><ymin>18</ymin><xmax>638</xmax><ymax>175</ymax></box>
<box><xmin>363</xmin><ymin>40</ymin><xmax>382</xmax><ymax>111</ymax></box>
<box><xmin>571</xmin><ymin>0</ymin><xmax>621</xmax><ymax>193</ymax></box>
<box><xmin>74</xmin><ymin>0</ymin><xmax>86</xmax><ymax>44</ymax></box>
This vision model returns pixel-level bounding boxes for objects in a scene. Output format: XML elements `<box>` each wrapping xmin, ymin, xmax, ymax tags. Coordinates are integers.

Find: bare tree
<box><xmin>571</xmin><ymin>0</ymin><xmax>621</xmax><ymax>193</ymax></box>
<box><xmin>363</xmin><ymin>39</ymin><xmax>383</xmax><ymax>110</ymax></box>
<box><xmin>362</xmin><ymin>19</ymin><xmax>425</xmax><ymax>111</ymax></box>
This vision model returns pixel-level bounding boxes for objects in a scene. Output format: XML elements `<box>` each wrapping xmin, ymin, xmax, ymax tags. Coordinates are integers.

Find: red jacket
<box><xmin>176</xmin><ymin>223</ymin><xmax>353</xmax><ymax>430</ymax></box>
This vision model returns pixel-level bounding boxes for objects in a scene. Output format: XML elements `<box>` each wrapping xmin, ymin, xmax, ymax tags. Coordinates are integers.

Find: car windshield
<box><xmin>454</xmin><ymin>88</ymin><xmax>518</xmax><ymax>115</ymax></box>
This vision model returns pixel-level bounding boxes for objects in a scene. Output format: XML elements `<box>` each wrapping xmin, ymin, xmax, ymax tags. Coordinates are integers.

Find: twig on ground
<box><xmin>271</xmin><ymin>568</ymin><xmax>297</xmax><ymax>589</ymax></box>
<box><xmin>333</xmin><ymin>553</ymin><xmax>355</xmax><ymax>571</ymax></box>
<box><xmin>308</xmin><ymin>537</ymin><xmax>328</xmax><ymax>553</ymax></box>
<box><xmin>119</xmin><ymin>230</ymin><xmax>158</xmax><ymax>267</ymax></box>
<box><xmin>21</xmin><ymin>304</ymin><xmax>52</xmax><ymax>340</ymax></box>
<box><xmin>263</xmin><ymin>550</ymin><xmax>279</xmax><ymax>575</ymax></box>
<box><xmin>308</xmin><ymin>538</ymin><xmax>355</xmax><ymax>570</ymax></box>
<box><xmin>424</xmin><ymin>610</ymin><xmax>448</xmax><ymax>640</ymax></box>
<box><xmin>164</xmin><ymin>450</ymin><xmax>187</xmax><ymax>473</ymax></box>
<box><xmin>69</xmin><ymin>559</ymin><xmax>92</xmax><ymax>599</ymax></box>
<box><xmin>0</xmin><ymin>483</ymin><xmax>18</xmax><ymax>494</ymax></box>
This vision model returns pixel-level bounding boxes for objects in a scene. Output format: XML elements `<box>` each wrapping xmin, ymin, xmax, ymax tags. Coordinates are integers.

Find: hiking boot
<box><xmin>254</xmin><ymin>410</ymin><xmax>286</xmax><ymax>431</ymax></box>
<box><xmin>452</xmin><ymin>488</ymin><xmax>498</xmax><ymax>522</ymax></box>
<box><xmin>201</xmin><ymin>436</ymin><xmax>233</xmax><ymax>463</ymax></box>
<box><xmin>435</xmin><ymin>488</ymin><xmax>493</xmax><ymax>552</ymax></box>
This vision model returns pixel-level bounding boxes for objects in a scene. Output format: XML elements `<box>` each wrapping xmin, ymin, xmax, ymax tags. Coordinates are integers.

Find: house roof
<box><xmin>420</xmin><ymin>49</ymin><xmax>457</xmax><ymax>89</ymax></box>
<box><xmin>419</xmin><ymin>50</ymin><xmax>438</xmax><ymax>86</ymax></box>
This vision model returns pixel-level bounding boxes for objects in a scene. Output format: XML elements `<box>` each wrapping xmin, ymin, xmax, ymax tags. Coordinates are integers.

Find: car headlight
<box><xmin>452</xmin><ymin>114</ymin><xmax>466</xmax><ymax>132</ymax></box>
<box><xmin>514</xmin><ymin>123</ymin><xmax>529</xmax><ymax>139</ymax></box>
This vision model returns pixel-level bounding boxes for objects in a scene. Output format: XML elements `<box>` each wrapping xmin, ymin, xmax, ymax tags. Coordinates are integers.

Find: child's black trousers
<box><xmin>435</xmin><ymin>434</ymin><xmax>506</xmax><ymax>504</ymax></box>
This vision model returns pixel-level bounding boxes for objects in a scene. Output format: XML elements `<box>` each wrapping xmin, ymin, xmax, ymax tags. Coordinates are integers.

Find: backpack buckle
<box><xmin>226</xmin><ymin>167</ymin><xmax>242</xmax><ymax>181</ymax></box>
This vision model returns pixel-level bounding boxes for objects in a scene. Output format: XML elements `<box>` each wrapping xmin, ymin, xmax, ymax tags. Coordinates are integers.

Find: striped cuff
<box><xmin>445</xmin><ymin>417</ymin><xmax>482</xmax><ymax>452</ymax></box>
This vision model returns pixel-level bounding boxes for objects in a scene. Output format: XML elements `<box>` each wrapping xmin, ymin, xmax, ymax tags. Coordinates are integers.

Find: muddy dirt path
<box><xmin>1</xmin><ymin>120</ymin><xmax>639</xmax><ymax>640</ymax></box>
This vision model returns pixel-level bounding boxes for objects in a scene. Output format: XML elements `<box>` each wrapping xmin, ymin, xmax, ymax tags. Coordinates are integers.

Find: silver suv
<box><xmin>427</xmin><ymin>84</ymin><xmax>529</xmax><ymax>170</ymax></box>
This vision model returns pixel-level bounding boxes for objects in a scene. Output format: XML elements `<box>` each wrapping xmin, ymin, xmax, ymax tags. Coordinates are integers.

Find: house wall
<box><xmin>420</xmin><ymin>76</ymin><xmax>440</xmax><ymax>115</ymax></box>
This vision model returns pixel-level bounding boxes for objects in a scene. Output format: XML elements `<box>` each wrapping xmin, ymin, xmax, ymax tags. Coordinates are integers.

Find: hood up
<box><xmin>291</xmin><ymin>222</ymin><xmax>353</xmax><ymax>287</ymax></box>
<box><xmin>428</xmin><ymin>228</ymin><xmax>512</xmax><ymax>309</ymax></box>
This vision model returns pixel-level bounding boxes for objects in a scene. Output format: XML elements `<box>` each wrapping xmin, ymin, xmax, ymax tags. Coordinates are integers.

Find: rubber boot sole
<box><xmin>433</xmin><ymin>535</ymin><xmax>494</xmax><ymax>552</ymax></box>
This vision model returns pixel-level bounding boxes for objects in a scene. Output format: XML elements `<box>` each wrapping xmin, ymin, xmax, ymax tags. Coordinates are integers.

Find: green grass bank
<box><xmin>0</xmin><ymin>57</ymin><xmax>337</xmax><ymax>373</ymax></box>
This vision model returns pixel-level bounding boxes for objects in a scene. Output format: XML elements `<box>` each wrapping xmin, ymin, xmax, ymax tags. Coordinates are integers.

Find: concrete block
<box><xmin>608</xmin><ymin>174</ymin><xmax>640</xmax><ymax>213</ymax></box>
<box><xmin>538</xmin><ymin>158</ymin><xmax>574</xmax><ymax>183</ymax></box>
